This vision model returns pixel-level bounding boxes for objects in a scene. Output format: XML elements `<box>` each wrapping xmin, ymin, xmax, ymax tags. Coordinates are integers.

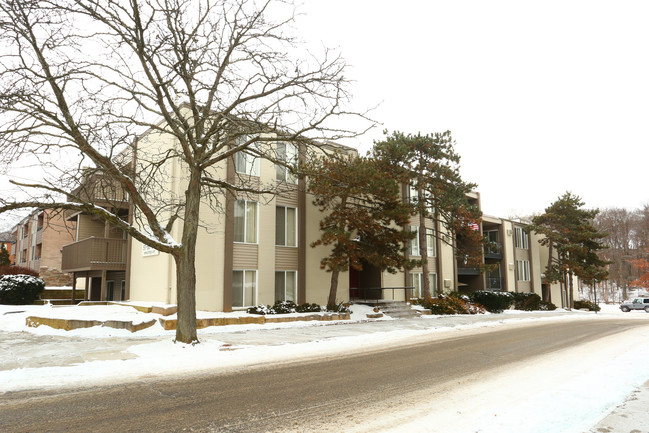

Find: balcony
<box><xmin>69</xmin><ymin>174</ymin><xmax>129</xmax><ymax>209</ymax></box>
<box><xmin>484</xmin><ymin>242</ymin><xmax>503</xmax><ymax>260</ymax></box>
<box><xmin>62</xmin><ymin>237</ymin><xmax>127</xmax><ymax>272</ymax></box>
<box><xmin>486</xmin><ymin>277</ymin><xmax>503</xmax><ymax>290</ymax></box>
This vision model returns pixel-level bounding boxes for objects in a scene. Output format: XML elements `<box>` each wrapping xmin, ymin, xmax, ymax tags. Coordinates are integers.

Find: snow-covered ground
<box><xmin>2</xmin><ymin>301</ymin><xmax>649</xmax><ymax>432</ymax></box>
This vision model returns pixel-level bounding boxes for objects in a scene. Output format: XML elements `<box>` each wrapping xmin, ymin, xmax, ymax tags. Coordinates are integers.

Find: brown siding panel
<box><xmin>232</xmin><ymin>243</ymin><xmax>258</xmax><ymax>269</ymax></box>
<box><xmin>276</xmin><ymin>247</ymin><xmax>298</xmax><ymax>270</ymax></box>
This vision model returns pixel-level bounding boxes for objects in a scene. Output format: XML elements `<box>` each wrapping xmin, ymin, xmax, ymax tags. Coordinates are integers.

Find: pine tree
<box><xmin>306</xmin><ymin>154</ymin><xmax>417</xmax><ymax>308</ymax></box>
<box><xmin>0</xmin><ymin>244</ymin><xmax>10</xmax><ymax>266</ymax></box>
<box><xmin>530</xmin><ymin>192</ymin><xmax>609</xmax><ymax>308</ymax></box>
<box><xmin>372</xmin><ymin>131</ymin><xmax>481</xmax><ymax>298</ymax></box>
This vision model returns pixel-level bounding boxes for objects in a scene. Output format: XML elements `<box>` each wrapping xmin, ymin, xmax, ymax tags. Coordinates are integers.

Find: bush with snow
<box><xmin>416</xmin><ymin>294</ymin><xmax>485</xmax><ymax>315</ymax></box>
<box><xmin>0</xmin><ymin>274</ymin><xmax>45</xmax><ymax>305</ymax></box>
<box><xmin>469</xmin><ymin>290</ymin><xmax>514</xmax><ymax>313</ymax></box>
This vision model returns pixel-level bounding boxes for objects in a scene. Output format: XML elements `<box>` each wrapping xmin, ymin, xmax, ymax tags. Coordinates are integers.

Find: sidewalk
<box><xmin>586</xmin><ymin>379</ymin><xmax>649</xmax><ymax>433</ymax></box>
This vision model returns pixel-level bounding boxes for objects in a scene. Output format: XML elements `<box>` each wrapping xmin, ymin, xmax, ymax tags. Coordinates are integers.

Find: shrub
<box><xmin>539</xmin><ymin>300</ymin><xmax>557</xmax><ymax>311</ymax></box>
<box><xmin>295</xmin><ymin>303</ymin><xmax>322</xmax><ymax>313</ymax></box>
<box><xmin>468</xmin><ymin>291</ymin><xmax>513</xmax><ymax>313</ymax></box>
<box><xmin>0</xmin><ymin>274</ymin><xmax>45</xmax><ymax>305</ymax></box>
<box><xmin>247</xmin><ymin>304</ymin><xmax>273</xmax><ymax>315</ymax></box>
<box><xmin>326</xmin><ymin>301</ymin><xmax>350</xmax><ymax>314</ymax></box>
<box><xmin>422</xmin><ymin>294</ymin><xmax>485</xmax><ymax>315</ymax></box>
<box><xmin>511</xmin><ymin>292</ymin><xmax>542</xmax><ymax>311</ymax></box>
<box><xmin>272</xmin><ymin>300</ymin><xmax>297</xmax><ymax>314</ymax></box>
<box><xmin>0</xmin><ymin>265</ymin><xmax>39</xmax><ymax>278</ymax></box>
<box><xmin>574</xmin><ymin>300</ymin><xmax>600</xmax><ymax>312</ymax></box>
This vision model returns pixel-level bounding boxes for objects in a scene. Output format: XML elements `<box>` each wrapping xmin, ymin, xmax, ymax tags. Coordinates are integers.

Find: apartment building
<box><xmin>11</xmin><ymin>209</ymin><xmax>76</xmax><ymax>286</ymax></box>
<box><xmin>58</xmin><ymin>119</ymin><xmax>574</xmax><ymax>309</ymax></box>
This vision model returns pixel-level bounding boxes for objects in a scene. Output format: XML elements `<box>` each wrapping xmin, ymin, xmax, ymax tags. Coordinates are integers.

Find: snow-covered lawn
<box><xmin>2</xmin><ymin>300</ymin><xmax>649</xmax><ymax>432</ymax></box>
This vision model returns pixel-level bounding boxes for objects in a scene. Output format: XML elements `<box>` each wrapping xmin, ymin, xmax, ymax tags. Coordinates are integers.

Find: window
<box><xmin>515</xmin><ymin>227</ymin><xmax>529</xmax><ymax>249</ymax></box>
<box><xmin>275</xmin><ymin>142</ymin><xmax>298</xmax><ymax>183</ymax></box>
<box><xmin>517</xmin><ymin>260</ymin><xmax>530</xmax><ymax>281</ymax></box>
<box><xmin>409</xmin><ymin>226</ymin><xmax>419</xmax><ymax>256</ymax></box>
<box><xmin>121</xmin><ymin>280</ymin><xmax>126</xmax><ymax>301</ymax></box>
<box><xmin>426</xmin><ymin>228</ymin><xmax>436</xmax><ymax>257</ymax></box>
<box><xmin>409</xmin><ymin>273</ymin><xmax>438</xmax><ymax>298</ymax></box>
<box><xmin>234</xmin><ymin>136</ymin><xmax>260</xmax><ymax>176</ymax></box>
<box><xmin>275</xmin><ymin>270</ymin><xmax>297</xmax><ymax>302</ymax></box>
<box><xmin>234</xmin><ymin>200</ymin><xmax>258</xmax><ymax>243</ymax></box>
<box><xmin>410</xmin><ymin>226</ymin><xmax>436</xmax><ymax>257</ymax></box>
<box><xmin>232</xmin><ymin>270</ymin><xmax>257</xmax><ymax>307</ymax></box>
<box><xmin>276</xmin><ymin>206</ymin><xmax>297</xmax><ymax>247</ymax></box>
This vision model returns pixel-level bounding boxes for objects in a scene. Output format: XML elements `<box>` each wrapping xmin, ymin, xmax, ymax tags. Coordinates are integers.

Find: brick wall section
<box><xmin>39</xmin><ymin>266</ymin><xmax>73</xmax><ymax>287</ymax></box>
<box><xmin>40</xmin><ymin>210</ymin><xmax>76</xmax><ymax>270</ymax></box>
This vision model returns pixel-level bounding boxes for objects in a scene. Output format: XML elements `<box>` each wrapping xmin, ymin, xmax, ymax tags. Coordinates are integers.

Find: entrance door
<box><xmin>90</xmin><ymin>277</ymin><xmax>102</xmax><ymax>301</ymax></box>
<box><xmin>349</xmin><ymin>268</ymin><xmax>360</xmax><ymax>299</ymax></box>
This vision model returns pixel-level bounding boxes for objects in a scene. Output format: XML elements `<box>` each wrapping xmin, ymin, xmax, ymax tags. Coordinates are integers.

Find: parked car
<box><xmin>620</xmin><ymin>298</ymin><xmax>649</xmax><ymax>312</ymax></box>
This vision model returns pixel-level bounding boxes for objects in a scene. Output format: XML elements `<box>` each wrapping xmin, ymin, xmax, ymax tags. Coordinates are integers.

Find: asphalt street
<box><xmin>0</xmin><ymin>319</ymin><xmax>645</xmax><ymax>433</ymax></box>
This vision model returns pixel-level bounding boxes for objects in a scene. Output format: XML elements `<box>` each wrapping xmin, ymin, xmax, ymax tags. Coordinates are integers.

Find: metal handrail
<box><xmin>355</xmin><ymin>286</ymin><xmax>415</xmax><ymax>304</ymax></box>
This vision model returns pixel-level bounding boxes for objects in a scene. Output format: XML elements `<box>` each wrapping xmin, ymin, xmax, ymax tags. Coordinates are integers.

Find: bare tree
<box><xmin>0</xmin><ymin>0</ymin><xmax>370</xmax><ymax>343</ymax></box>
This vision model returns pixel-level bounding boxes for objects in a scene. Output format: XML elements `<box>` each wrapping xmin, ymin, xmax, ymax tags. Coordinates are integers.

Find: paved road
<box><xmin>0</xmin><ymin>318</ymin><xmax>644</xmax><ymax>433</ymax></box>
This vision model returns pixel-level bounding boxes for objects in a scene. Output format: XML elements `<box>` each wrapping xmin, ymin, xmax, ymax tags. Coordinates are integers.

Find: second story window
<box><xmin>276</xmin><ymin>142</ymin><xmax>297</xmax><ymax>183</ymax></box>
<box><xmin>515</xmin><ymin>227</ymin><xmax>529</xmax><ymax>249</ymax></box>
<box><xmin>234</xmin><ymin>199</ymin><xmax>258</xmax><ymax>243</ymax></box>
<box><xmin>234</xmin><ymin>136</ymin><xmax>260</xmax><ymax>176</ymax></box>
<box><xmin>276</xmin><ymin>206</ymin><xmax>297</xmax><ymax>247</ymax></box>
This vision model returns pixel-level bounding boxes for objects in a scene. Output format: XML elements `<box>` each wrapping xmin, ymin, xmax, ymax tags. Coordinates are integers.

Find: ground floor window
<box><xmin>275</xmin><ymin>270</ymin><xmax>297</xmax><ymax>302</ymax></box>
<box><xmin>233</xmin><ymin>270</ymin><xmax>257</xmax><ymax>307</ymax></box>
<box><xmin>409</xmin><ymin>273</ymin><xmax>438</xmax><ymax>298</ymax></box>
<box><xmin>517</xmin><ymin>260</ymin><xmax>530</xmax><ymax>281</ymax></box>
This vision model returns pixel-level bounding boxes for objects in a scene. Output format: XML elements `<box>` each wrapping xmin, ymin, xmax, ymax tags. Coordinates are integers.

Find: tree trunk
<box><xmin>568</xmin><ymin>270</ymin><xmax>574</xmax><ymax>309</ymax></box>
<box><xmin>418</xmin><ymin>187</ymin><xmax>430</xmax><ymax>299</ymax></box>
<box><xmin>328</xmin><ymin>268</ymin><xmax>340</xmax><ymax>308</ymax></box>
<box><xmin>174</xmin><ymin>168</ymin><xmax>201</xmax><ymax>344</ymax></box>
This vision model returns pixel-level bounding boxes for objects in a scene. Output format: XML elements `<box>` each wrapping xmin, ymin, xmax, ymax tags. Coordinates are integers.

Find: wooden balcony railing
<box><xmin>62</xmin><ymin>237</ymin><xmax>127</xmax><ymax>272</ymax></box>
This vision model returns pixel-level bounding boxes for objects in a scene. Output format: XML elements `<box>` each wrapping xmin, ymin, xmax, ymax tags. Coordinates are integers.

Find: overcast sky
<box><xmin>297</xmin><ymin>0</ymin><xmax>649</xmax><ymax>218</ymax></box>
<box><xmin>1</xmin><ymin>0</ymin><xmax>648</xmax><ymax>230</ymax></box>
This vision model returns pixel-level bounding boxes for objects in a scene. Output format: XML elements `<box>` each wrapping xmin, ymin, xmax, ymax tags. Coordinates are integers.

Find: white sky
<box><xmin>1</xmin><ymin>1</ymin><xmax>647</xmax><ymax>227</ymax></box>
<box><xmin>297</xmin><ymin>0</ymin><xmax>649</xmax><ymax>218</ymax></box>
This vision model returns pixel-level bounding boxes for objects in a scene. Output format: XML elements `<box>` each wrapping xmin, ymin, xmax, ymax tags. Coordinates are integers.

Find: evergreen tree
<box><xmin>306</xmin><ymin>154</ymin><xmax>416</xmax><ymax>308</ymax></box>
<box><xmin>372</xmin><ymin>131</ymin><xmax>481</xmax><ymax>298</ymax></box>
<box><xmin>530</xmin><ymin>192</ymin><xmax>609</xmax><ymax>308</ymax></box>
<box><xmin>0</xmin><ymin>244</ymin><xmax>10</xmax><ymax>266</ymax></box>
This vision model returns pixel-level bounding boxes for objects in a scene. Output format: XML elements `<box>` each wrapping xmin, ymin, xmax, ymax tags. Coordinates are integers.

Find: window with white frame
<box><xmin>410</xmin><ymin>226</ymin><xmax>436</xmax><ymax>257</ymax></box>
<box><xmin>232</xmin><ymin>270</ymin><xmax>257</xmax><ymax>307</ymax></box>
<box><xmin>514</xmin><ymin>227</ymin><xmax>529</xmax><ymax>249</ymax></box>
<box><xmin>234</xmin><ymin>199</ymin><xmax>258</xmax><ymax>243</ymax></box>
<box><xmin>517</xmin><ymin>260</ymin><xmax>531</xmax><ymax>281</ymax></box>
<box><xmin>409</xmin><ymin>272</ymin><xmax>438</xmax><ymax>298</ymax></box>
<box><xmin>409</xmin><ymin>226</ymin><xmax>420</xmax><ymax>256</ymax></box>
<box><xmin>275</xmin><ymin>142</ymin><xmax>298</xmax><ymax>183</ymax></box>
<box><xmin>276</xmin><ymin>206</ymin><xmax>297</xmax><ymax>247</ymax></box>
<box><xmin>275</xmin><ymin>270</ymin><xmax>297</xmax><ymax>302</ymax></box>
<box><xmin>234</xmin><ymin>136</ymin><xmax>260</xmax><ymax>176</ymax></box>
<box><xmin>408</xmin><ymin>184</ymin><xmax>434</xmax><ymax>213</ymax></box>
<box><xmin>426</xmin><ymin>228</ymin><xmax>436</xmax><ymax>257</ymax></box>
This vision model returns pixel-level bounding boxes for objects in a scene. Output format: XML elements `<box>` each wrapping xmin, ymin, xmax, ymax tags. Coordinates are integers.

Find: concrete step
<box><xmin>373</xmin><ymin>301</ymin><xmax>419</xmax><ymax>318</ymax></box>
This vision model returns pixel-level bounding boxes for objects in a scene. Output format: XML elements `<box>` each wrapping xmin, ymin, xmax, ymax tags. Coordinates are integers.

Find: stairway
<box><xmin>372</xmin><ymin>300</ymin><xmax>419</xmax><ymax>319</ymax></box>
